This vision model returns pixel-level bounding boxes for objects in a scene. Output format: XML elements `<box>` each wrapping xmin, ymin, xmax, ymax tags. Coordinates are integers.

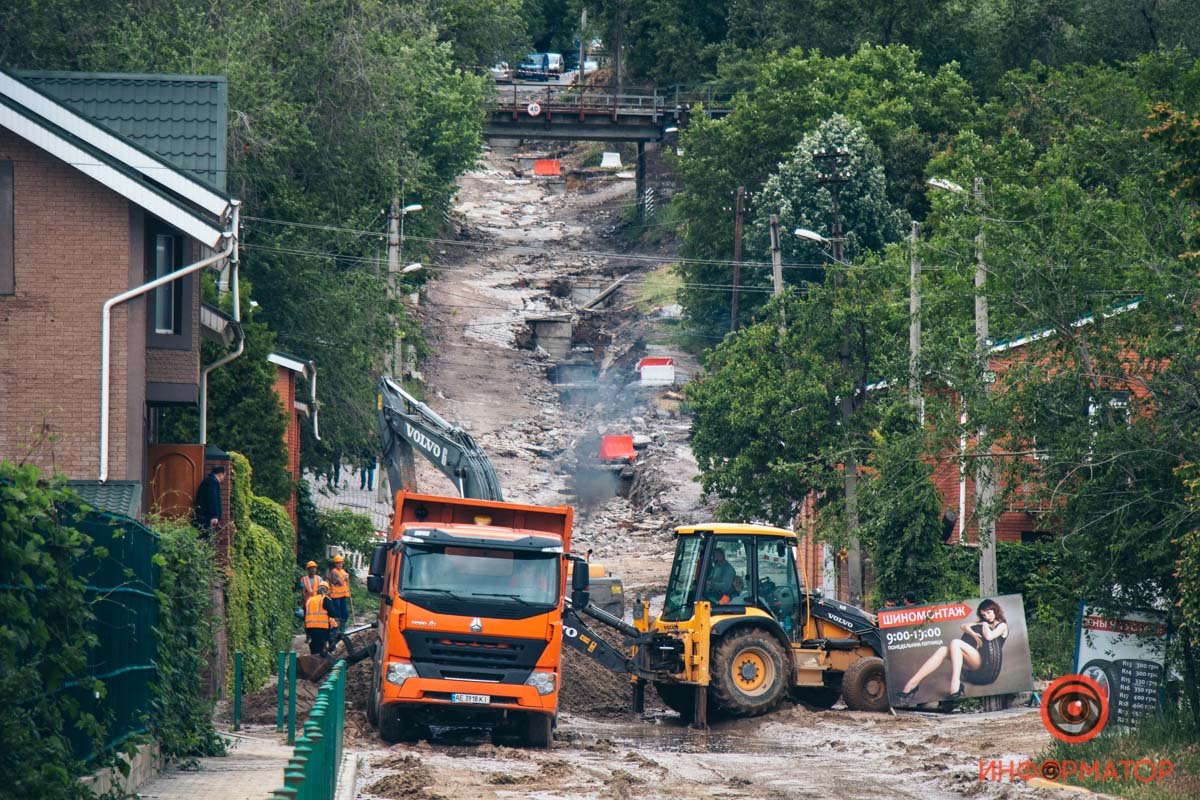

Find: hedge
<box><xmin>226</xmin><ymin>453</ymin><xmax>295</xmax><ymax>691</ymax></box>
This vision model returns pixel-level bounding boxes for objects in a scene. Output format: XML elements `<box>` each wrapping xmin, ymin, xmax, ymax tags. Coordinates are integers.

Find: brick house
<box><xmin>799</xmin><ymin>300</ymin><xmax>1144</xmax><ymax>604</ymax></box>
<box><xmin>0</xmin><ymin>68</ymin><xmax>239</xmax><ymax>517</ymax></box>
<box><xmin>268</xmin><ymin>351</ymin><xmax>318</xmax><ymax>529</ymax></box>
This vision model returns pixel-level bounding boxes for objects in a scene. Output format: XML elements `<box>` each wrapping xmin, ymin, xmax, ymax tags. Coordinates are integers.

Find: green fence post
<box><xmin>277</xmin><ymin>651</ymin><xmax>286</xmax><ymax>731</ymax></box>
<box><xmin>287</xmin><ymin>651</ymin><xmax>297</xmax><ymax>745</ymax></box>
<box><xmin>233</xmin><ymin>650</ymin><xmax>243</xmax><ymax>731</ymax></box>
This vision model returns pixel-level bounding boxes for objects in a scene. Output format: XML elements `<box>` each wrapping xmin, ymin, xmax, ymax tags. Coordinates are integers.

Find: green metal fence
<box><xmin>66</xmin><ymin>510</ymin><xmax>159</xmax><ymax>760</ymax></box>
<box><xmin>271</xmin><ymin>660</ymin><xmax>346</xmax><ymax>800</ymax></box>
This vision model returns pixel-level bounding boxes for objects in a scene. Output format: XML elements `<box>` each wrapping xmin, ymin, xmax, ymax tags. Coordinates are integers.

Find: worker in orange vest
<box><xmin>299</xmin><ymin>561</ymin><xmax>321</xmax><ymax>603</ymax></box>
<box><xmin>304</xmin><ymin>583</ymin><xmax>338</xmax><ymax>655</ymax></box>
<box><xmin>326</xmin><ymin>554</ymin><xmax>351</xmax><ymax>629</ymax></box>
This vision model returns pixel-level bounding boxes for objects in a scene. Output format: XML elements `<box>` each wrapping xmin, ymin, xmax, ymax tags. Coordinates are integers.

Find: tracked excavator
<box><xmin>560</xmin><ymin>522</ymin><xmax>890</xmax><ymax>726</ymax></box>
<box><xmin>377</xmin><ymin>377</ymin><xmax>624</xmax><ymax>617</ymax></box>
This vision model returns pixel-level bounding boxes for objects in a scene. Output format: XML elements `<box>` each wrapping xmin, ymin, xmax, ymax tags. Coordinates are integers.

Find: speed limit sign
<box><xmin>527</xmin><ymin>101</ymin><xmax>541</xmax><ymax>117</ymax></box>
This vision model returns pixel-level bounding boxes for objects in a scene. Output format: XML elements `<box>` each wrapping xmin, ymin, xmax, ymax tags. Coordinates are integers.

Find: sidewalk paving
<box><xmin>136</xmin><ymin>728</ymin><xmax>291</xmax><ymax>800</ymax></box>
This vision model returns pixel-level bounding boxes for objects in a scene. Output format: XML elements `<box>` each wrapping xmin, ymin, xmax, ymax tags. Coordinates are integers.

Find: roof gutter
<box><xmin>99</xmin><ymin>223</ymin><xmax>235</xmax><ymax>482</ymax></box>
<box><xmin>199</xmin><ymin>200</ymin><xmax>242</xmax><ymax>445</ymax></box>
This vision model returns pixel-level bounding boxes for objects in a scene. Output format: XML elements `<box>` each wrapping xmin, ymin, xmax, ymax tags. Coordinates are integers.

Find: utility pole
<box><xmin>814</xmin><ymin>147</ymin><xmax>861</xmax><ymax>606</ymax></box>
<box><xmin>909</xmin><ymin>220</ymin><xmax>923</xmax><ymax>421</ymax></box>
<box><xmin>579</xmin><ymin>8</ymin><xmax>587</xmax><ymax>81</ymax></box>
<box><xmin>385</xmin><ymin>195</ymin><xmax>417</xmax><ymax>495</ymax></box>
<box><xmin>769</xmin><ymin>214</ymin><xmax>784</xmax><ymax>331</ymax></box>
<box><xmin>974</xmin><ymin>175</ymin><xmax>996</xmax><ymax>598</ymax></box>
<box><xmin>730</xmin><ymin>185</ymin><xmax>745</xmax><ymax>331</ymax></box>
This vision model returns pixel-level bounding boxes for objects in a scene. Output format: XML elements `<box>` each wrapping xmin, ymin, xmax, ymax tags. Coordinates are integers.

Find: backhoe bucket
<box><xmin>297</xmin><ymin>654</ymin><xmax>336</xmax><ymax>683</ymax></box>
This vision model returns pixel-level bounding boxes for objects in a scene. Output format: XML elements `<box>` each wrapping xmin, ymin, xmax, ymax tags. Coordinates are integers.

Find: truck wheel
<box><xmin>378</xmin><ymin>706</ymin><xmax>412</xmax><ymax>744</ymax></box>
<box><xmin>792</xmin><ymin>685</ymin><xmax>840</xmax><ymax>710</ymax></box>
<box><xmin>842</xmin><ymin>657</ymin><xmax>889</xmax><ymax>712</ymax></box>
<box><xmin>523</xmin><ymin>713</ymin><xmax>553</xmax><ymax>749</ymax></box>
<box><xmin>366</xmin><ymin>649</ymin><xmax>381</xmax><ymax>727</ymax></box>
<box><xmin>653</xmin><ymin>682</ymin><xmax>697</xmax><ymax>718</ymax></box>
<box><xmin>709</xmin><ymin>629</ymin><xmax>787</xmax><ymax>717</ymax></box>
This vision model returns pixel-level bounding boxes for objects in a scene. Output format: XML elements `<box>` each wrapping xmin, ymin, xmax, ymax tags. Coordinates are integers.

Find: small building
<box><xmin>636</xmin><ymin>356</ymin><xmax>675</xmax><ymax>385</ymax></box>
<box><xmin>268</xmin><ymin>351</ymin><xmax>318</xmax><ymax>529</ymax></box>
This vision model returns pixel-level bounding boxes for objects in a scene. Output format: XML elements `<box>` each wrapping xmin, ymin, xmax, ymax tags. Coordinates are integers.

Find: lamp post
<box><xmin>388</xmin><ymin>200</ymin><xmax>423</xmax><ymax>377</ymax></box>
<box><xmin>927</xmin><ymin>176</ymin><xmax>996</xmax><ymax>600</ymax></box>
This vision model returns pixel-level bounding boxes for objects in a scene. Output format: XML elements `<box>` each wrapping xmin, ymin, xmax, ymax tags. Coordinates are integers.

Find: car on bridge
<box><xmin>517</xmin><ymin>53</ymin><xmax>564</xmax><ymax>81</ymax></box>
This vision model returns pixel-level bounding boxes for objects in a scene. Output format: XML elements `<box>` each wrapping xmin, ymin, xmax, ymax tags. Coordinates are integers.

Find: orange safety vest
<box><xmin>305</xmin><ymin>595</ymin><xmax>332</xmax><ymax>629</ymax></box>
<box><xmin>328</xmin><ymin>568</ymin><xmax>350</xmax><ymax>599</ymax></box>
<box><xmin>300</xmin><ymin>574</ymin><xmax>320</xmax><ymax>599</ymax></box>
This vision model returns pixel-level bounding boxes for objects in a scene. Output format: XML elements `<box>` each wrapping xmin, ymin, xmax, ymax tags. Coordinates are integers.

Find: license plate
<box><xmin>450</xmin><ymin>693</ymin><xmax>490</xmax><ymax>704</ymax></box>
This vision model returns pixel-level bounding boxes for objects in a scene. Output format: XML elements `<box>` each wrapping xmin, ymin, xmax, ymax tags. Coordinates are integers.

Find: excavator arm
<box><xmin>377</xmin><ymin>376</ymin><xmax>504</xmax><ymax>501</ymax></box>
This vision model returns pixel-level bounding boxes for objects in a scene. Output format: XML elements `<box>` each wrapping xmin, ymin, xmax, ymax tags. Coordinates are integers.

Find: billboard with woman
<box><xmin>881</xmin><ymin>594</ymin><xmax>1034</xmax><ymax>706</ymax></box>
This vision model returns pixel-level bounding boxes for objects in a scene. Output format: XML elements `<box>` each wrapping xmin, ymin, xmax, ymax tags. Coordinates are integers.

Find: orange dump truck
<box><xmin>364</xmin><ymin>491</ymin><xmax>573</xmax><ymax>747</ymax></box>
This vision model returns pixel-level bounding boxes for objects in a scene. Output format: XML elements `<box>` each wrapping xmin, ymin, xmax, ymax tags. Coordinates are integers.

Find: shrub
<box><xmin>225</xmin><ymin>453</ymin><xmax>295</xmax><ymax>691</ymax></box>
<box><xmin>0</xmin><ymin>462</ymin><xmax>98</xmax><ymax>799</ymax></box>
<box><xmin>147</xmin><ymin>515</ymin><xmax>224</xmax><ymax>759</ymax></box>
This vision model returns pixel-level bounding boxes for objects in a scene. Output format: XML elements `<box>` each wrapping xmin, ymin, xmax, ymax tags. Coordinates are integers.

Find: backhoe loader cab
<box><xmin>631</xmin><ymin>524</ymin><xmax>889</xmax><ymax>722</ymax></box>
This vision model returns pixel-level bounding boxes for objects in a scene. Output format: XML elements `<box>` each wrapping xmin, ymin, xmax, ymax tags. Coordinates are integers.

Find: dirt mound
<box><xmin>239</xmin><ymin>678</ymin><xmax>319</xmax><ymax>726</ymax></box>
<box><xmin>365</xmin><ymin>754</ymin><xmax>439</xmax><ymax>799</ymax></box>
<box><xmin>559</xmin><ymin>645</ymin><xmax>637</xmax><ymax>718</ymax></box>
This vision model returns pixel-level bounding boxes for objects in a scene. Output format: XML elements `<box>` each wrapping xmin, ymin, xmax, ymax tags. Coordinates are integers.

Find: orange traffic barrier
<box><xmin>533</xmin><ymin>159</ymin><xmax>561</xmax><ymax>176</ymax></box>
<box><xmin>599</xmin><ymin>434</ymin><xmax>636</xmax><ymax>463</ymax></box>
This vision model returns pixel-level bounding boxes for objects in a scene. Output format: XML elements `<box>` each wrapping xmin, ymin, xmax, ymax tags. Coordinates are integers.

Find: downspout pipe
<box><xmin>200</xmin><ymin>201</ymin><xmax>243</xmax><ymax>445</ymax></box>
<box><xmin>99</xmin><ymin>231</ymin><xmax>235</xmax><ymax>482</ymax></box>
<box><xmin>308</xmin><ymin>361</ymin><xmax>321</xmax><ymax>441</ymax></box>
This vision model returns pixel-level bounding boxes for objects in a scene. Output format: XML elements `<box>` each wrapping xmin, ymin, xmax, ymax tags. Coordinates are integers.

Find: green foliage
<box><xmin>225</xmin><ymin>453</ymin><xmax>294</xmax><ymax>692</ymax></box>
<box><xmin>676</xmin><ymin>45</ymin><xmax>975</xmax><ymax>334</ymax></box>
<box><xmin>861</xmin><ymin>402</ymin><xmax>952</xmax><ymax>606</ymax></box>
<box><xmin>0</xmin><ymin>462</ymin><xmax>97</xmax><ymax>800</ymax></box>
<box><xmin>295</xmin><ymin>481</ymin><xmax>376</xmax><ymax>565</ymax></box>
<box><xmin>146</xmin><ymin>515</ymin><xmax>224</xmax><ymax>760</ymax></box>
<box><xmin>251</xmin><ymin>495</ymin><xmax>295</xmax><ymax>551</ymax></box>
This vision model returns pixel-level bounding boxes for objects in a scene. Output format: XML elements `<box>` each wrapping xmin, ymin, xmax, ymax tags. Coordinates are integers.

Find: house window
<box><xmin>1088</xmin><ymin>392</ymin><xmax>1131</xmax><ymax>427</ymax></box>
<box><xmin>0</xmin><ymin>159</ymin><xmax>12</xmax><ymax>295</ymax></box>
<box><xmin>146</xmin><ymin>224</ymin><xmax>191</xmax><ymax>349</ymax></box>
<box><xmin>153</xmin><ymin>234</ymin><xmax>179</xmax><ymax>334</ymax></box>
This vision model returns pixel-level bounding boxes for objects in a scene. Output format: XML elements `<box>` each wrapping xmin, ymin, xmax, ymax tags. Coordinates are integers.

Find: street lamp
<box><xmin>400</xmin><ymin>262</ymin><xmax>423</xmax><ymax>274</ymax></box>
<box><xmin>926</xmin><ymin>177</ymin><xmax>965</xmax><ymax>194</ymax></box>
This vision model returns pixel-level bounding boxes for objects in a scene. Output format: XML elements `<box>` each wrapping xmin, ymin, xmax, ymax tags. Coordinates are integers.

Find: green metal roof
<box><xmin>14</xmin><ymin>70</ymin><xmax>227</xmax><ymax>190</ymax></box>
<box><xmin>66</xmin><ymin>480</ymin><xmax>143</xmax><ymax>519</ymax></box>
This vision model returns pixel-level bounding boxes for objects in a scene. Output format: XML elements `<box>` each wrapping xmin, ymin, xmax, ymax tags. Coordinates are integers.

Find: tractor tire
<box><xmin>653</xmin><ymin>682</ymin><xmax>697</xmax><ymax>718</ymax></box>
<box><xmin>523</xmin><ymin>713</ymin><xmax>554</xmax><ymax>749</ymax></box>
<box><xmin>792</xmin><ymin>685</ymin><xmax>841</xmax><ymax>710</ymax></box>
<box><xmin>366</xmin><ymin>649</ymin><xmax>381</xmax><ymax>727</ymax></box>
<box><xmin>378</xmin><ymin>705</ymin><xmax>413</xmax><ymax>744</ymax></box>
<box><xmin>709</xmin><ymin>629</ymin><xmax>788</xmax><ymax>717</ymax></box>
<box><xmin>842</xmin><ymin>657</ymin><xmax>889</xmax><ymax>712</ymax></box>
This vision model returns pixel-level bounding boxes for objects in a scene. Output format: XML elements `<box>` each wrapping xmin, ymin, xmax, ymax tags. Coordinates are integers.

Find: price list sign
<box><xmin>1075</xmin><ymin>606</ymin><xmax>1168</xmax><ymax>729</ymax></box>
<box><xmin>882</xmin><ymin>594</ymin><xmax>1033</xmax><ymax>707</ymax></box>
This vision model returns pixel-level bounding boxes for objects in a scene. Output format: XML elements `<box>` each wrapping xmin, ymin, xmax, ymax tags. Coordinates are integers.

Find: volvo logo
<box><xmin>404</xmin><ymin>422</ymin><xmax>448</xmax><ymax>465</ymax></box>
<box><xmin>470</xmin><ymin>617</ymin><xmax>483</xmax><ymax>633</ymax></box>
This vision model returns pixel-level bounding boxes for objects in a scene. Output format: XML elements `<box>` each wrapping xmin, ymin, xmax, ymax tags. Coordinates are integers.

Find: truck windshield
<box><xmin>661</xmin><ymin>535</ymin><xmax>704</xmax><ymax>622</ymax></box>
<box><xmin>400</xmin><ymin>544</ymin><xmax>559</xmax><ymax>607</ymax></box>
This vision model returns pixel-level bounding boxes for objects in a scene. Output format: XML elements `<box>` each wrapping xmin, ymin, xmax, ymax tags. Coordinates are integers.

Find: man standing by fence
<box><xmin>326</xmin><ymin>554</ymin><xmax>351</xmax><ymax>629</ymax></box>
<box><xmin>193</xmin><ymin>466</ymin><xmax>225</xmax><ymax>537</ymax></box>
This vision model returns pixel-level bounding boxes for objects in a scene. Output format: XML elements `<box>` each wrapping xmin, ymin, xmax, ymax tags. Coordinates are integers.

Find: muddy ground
<box><xmin>346</xmin><ymin>143</ymin><xmax>1060</xmax><ymax>799</ymax></box>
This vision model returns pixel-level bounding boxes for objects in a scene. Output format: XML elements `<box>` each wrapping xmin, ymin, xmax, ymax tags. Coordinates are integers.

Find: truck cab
<box><xmin>630</xmin><ymin>524</ymin><xmax>887</xmax><ymax>721</ymax></box>
<box><xmin>366</xmin><ymin>492</ymin><xmax>573</xmax><ymax>747</ymax></box>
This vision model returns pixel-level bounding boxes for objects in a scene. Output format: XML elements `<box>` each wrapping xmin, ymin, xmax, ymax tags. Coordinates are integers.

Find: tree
<box><xmin>676</xmin><ymin>45</ymin><xmax>975</xmax><ymax>336</ymax></box>
<box><xmin>859</xmin><ymin>403</ymin><xmax>950</xmax><ymax>605</ymax></box>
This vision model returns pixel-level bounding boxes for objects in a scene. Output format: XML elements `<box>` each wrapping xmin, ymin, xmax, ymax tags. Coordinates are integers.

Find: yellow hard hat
<box><xmin>317</xmin><ymin>582</ymin><xmax>329</xmax><ymax>593</ymax></box>
<box><xmin>305</xmin><ymin>560</ymin><xmax>317</xmax><ymax>569</ymax></box>
<box><xmin>332</xmin><ymin>554</ymin><xmax>345</xmax><ymax>563</ymax></box>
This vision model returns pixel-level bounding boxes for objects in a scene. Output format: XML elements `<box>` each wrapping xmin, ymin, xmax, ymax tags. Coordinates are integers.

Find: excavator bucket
<box><xmin>297</xmin><ymin>653</ymin><xmax>335</xmax><ymax>683</ymax></box>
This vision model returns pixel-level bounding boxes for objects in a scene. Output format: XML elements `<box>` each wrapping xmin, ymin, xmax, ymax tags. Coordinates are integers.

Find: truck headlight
<box><xmin>524</xmin><ymin>670</ymin><xmax>556</xmax><ymax>696</ymax></box>
<box><xmin>386</xmin><ymin>661</ymin><xmax>418</xmax><ymax>686</ymax></box>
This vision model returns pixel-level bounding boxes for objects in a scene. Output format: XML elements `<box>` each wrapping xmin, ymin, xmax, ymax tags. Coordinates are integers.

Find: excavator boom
<box><xmin>378</xmin><ymin>376</ymin><xmax>504</xmax><ymax>501</ymax></box>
